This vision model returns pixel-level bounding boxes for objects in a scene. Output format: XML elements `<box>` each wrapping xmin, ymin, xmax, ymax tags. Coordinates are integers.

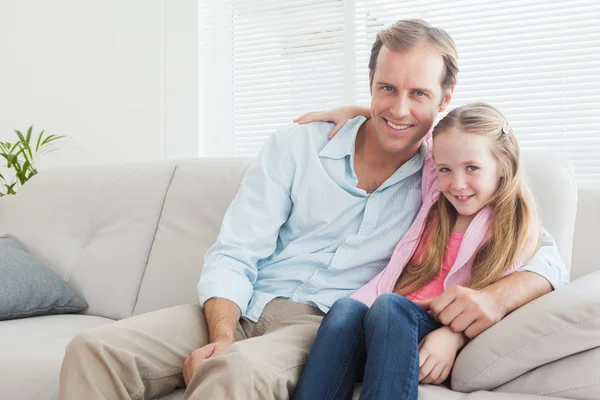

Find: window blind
<box><xmin>199</xmin><ymin>0</ymin><xmax>600</xmax><ymax>186</ymax></box>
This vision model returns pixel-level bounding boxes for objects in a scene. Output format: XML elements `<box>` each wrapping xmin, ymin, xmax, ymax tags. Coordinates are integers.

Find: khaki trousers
<box><xmin>58</xmin><ymin>298</ymin><xmax>324</xmax><ymax>400</ymax></box>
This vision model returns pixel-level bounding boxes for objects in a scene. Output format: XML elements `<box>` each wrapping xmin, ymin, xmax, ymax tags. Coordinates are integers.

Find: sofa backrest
<box><xmin>132</xmin><ymin>158</ymin><xmax>253</xmax><ymax>315</ymax></box>
<box><xmin>0</xmin><ymin>150</ymin><xmax>584</xmax><ymax>320</ymax></box>
<box><xmin>0</xmin><ymin>162</ymin><xmax>179</xmax><ymax>320</ymax></box>
<box><xmin>571</xmin><ymin>186</ymin><xmax>600</xmax><ymax>280</ymax></box>
<box><xmin>521</xmin><ymin>150</ymin><xmax>577</xmax><ymax>273</ymax></box>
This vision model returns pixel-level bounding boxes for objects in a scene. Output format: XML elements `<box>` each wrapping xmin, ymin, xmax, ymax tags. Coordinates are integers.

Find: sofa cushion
<box><xmin>452</xmin><ymin>271</ymin><xmax>600</xmax><ymax>393</ymax></box>
<box><xmin>0</xmin><ymin>314</ymin><xmax>114</xmax><ymax>400</ymax></box>
<box><xmin>494</xmin><ymin>346</ymin><xmax>600</xmax><ymax>400</ymax></box>
<box><xmin>0</xmin><ymin>162</ymin><xmax>178</xmax><ymax>320</ymax></box>
<box><xmin>520</xmin><ymin>150</ymin><xmax>576</xmax><ymax>273</ymax></box>
<box><xmin>133</xmin><ymin>158</ymin><xmax>253</xmax><ymax>315</ymax></box>
<box><xmin>0</xmin><ymin>235</ymin><xmax>87</xmax><ymax>320</ymax></box>
<box><xmin>571</xmin><ymin>186</ymin><xmax>600</xmax><ymax>280</ymax></box>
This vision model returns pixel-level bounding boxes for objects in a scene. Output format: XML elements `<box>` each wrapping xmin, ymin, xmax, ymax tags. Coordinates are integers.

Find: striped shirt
<box><xmin>198</xmin><ymin>116</ymin><xmax>425</xmax><ymax>321</ymax></box>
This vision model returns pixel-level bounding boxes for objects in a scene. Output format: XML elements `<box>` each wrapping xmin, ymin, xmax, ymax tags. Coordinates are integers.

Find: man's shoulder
<box><xmin>273</xmin><ymin>121</ymin><xmax>335</xmax><ymax>138</ymax></box>
<box><xmin>268</xmin><ymin>121</ymin><xmax>335</xmax><ymax>153</ymax></box>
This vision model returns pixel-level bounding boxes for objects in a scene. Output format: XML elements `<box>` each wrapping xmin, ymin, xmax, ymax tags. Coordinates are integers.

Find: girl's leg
<box><xmin>359</xmin><ymin>293</ymin><xmax>442</xmax><ymax>400</ymax></box>
<box><xmin>293</xmin><ymin>297</ymin><xmax>369</xmax><ymax>400</ymax></box>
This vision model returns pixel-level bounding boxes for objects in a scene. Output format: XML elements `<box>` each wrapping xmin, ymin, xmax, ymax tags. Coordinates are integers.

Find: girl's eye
<box><xmin>439</xmin><ymin>167</ymin><xmax>450</xmax><ymax>173</ymax></box>
<box><xmin>466</xmin><ymin>165</ymin><xmax>479</xmax><ymax>172</ymax></box>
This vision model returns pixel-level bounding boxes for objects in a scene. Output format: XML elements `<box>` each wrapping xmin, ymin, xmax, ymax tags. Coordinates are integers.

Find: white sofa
<box><xmin>0</xmin><ymin>150</ymin><xmax>599</xmax><ymax>400</ymax></box>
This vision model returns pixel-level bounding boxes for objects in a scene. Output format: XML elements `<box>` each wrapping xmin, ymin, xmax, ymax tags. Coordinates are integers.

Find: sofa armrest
<box><xmin>451</xmin><ymin>270</ymin><xmax>600</xmax><ymax>392</ymax></box>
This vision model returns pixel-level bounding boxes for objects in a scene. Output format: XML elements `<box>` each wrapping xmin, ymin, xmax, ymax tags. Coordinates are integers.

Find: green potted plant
<box><xmin>0</xmin><ymin>126</ymin><xmax>66</xmax><ymax>196</ymax></box>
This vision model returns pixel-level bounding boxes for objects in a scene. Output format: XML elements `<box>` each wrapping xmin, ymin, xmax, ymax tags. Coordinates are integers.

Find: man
<box><xmin>59</xmin><ymin>19</ymin><xmax>568</xmax><ymax>400</ymax></box>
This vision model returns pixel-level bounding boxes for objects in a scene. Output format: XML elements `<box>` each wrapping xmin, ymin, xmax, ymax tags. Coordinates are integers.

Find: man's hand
<box><xmin>182</xmin><ymin>297</ymin><xmax>241</xmax><ymax>386</ymax></box>
<box><xmin>419</xmin><ymin>326</ymin><xmax>467</xmax><ymax>384</ymax></box>
<box><xmin>183</xmin><ymin>340</ymin><xmax>235</xmax><ymax>386</ymax></box>
<box><xmin>413</xmin><ymin>286</ymin><xmax>503</xmax><ymax>339</ymax></box>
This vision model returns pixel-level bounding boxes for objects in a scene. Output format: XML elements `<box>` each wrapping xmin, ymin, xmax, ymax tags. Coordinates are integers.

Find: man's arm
<box><xmin>414</xmin><ymin>228</ymin><xmax>568</xmax><ymax>339</ymax></box>
<box><xmin>184</xmin><ymin>128</ymin><xmax>297</xmax><ymax>386</ymax></box>
<box><xmin>197</xmin><ymin>126</ymin><xmax>296</xmax><ymax>319</ymax></box>
<box><xmin>183</xmin><ymin>298</ymin><xmax>242</xmax><ymax>385</ymax></box>
<box><xmin>480</xmin><ymin>271</ymin><xmax>552</xmax><ymax>319</ymax></box>
<box><xmin>204</xmin><ymin>297</ymin><xmax>241</xmax><ymax>344</ymax></box>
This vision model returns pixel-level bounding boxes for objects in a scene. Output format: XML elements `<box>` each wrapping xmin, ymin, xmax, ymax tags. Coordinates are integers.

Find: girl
<box><xmin>292</xmin><ymin>103</ymin><xmax>541</xmax><ymax>400</ymax></box>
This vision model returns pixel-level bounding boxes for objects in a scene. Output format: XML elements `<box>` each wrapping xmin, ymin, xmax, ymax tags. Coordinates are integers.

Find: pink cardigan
<box><xmin>352</xmin><ymin>138</ymin><xmax>537</xmax><ymax>307</ymax></box>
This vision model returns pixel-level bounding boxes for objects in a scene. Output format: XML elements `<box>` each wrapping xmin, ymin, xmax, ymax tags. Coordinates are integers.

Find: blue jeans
<box><xmin>293</xmin><ymin>293</ymin><xmax>442</xmax><ymax>400</ymax></box>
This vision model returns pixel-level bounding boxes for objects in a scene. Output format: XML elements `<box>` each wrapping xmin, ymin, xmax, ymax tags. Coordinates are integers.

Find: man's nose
<box><xmin>390</xmin><ymin>95</ymin><xmax>410</xmax><ymax>119</ymax></box>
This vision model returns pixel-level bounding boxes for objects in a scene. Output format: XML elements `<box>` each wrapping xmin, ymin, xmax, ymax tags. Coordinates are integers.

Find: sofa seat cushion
<box><xmin>0</xmin><ymin>314</ymin><xmax>114</xmax><ymax>400</ymax></box>
<box><xmin>154</xmin><ymin>383</ymin><xmax>568</xmax><ymax>400</ymax></box>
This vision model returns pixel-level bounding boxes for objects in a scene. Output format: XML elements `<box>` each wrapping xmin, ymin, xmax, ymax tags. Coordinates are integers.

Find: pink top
<box><xmin>405</xmin><ymin>232</ymin><xmax>464</xmax><ymax>301</ymax></box>
<box><xmin>351</xmin><ymin>134</ymin><xmax>538</xmax><ymax>307</ymax></box>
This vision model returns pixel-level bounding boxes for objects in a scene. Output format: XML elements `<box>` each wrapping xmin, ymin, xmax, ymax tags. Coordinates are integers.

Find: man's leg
<box><xmin>59</xmin><ymin>304</ymin><xmax>254</xmax><ymax>400</ymax></box>
<box><xmin>185</xmin><ymin>299</ymin><xmax>325</xmax><ymax>400</ymax></box>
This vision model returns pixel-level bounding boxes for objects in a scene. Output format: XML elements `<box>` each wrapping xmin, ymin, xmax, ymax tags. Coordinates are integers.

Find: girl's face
<box><xmin>433</xmin><ymin>128</ymin><xmax>501</xmax><ymax>217</ymax></box>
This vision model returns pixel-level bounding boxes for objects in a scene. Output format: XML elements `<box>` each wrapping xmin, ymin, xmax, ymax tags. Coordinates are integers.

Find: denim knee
<box><xmin>365</xmin><ymin>293</ymin><xmax>417</xmax><ymax>329</ymax></box>
<box><xmin>324</xmin><ymin>297</ymin><xmax>369</xmax><ymax>329</ymax></box>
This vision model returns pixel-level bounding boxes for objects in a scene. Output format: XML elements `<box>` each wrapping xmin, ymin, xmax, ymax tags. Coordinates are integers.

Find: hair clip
<box><xmin>501</xmin><ymin>120</ymin><xmax>509</xmax><ymax>135</ymax></box>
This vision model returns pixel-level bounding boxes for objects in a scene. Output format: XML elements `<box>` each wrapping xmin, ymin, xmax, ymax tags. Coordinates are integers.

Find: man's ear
<box><xmin>438</xmin><ymin>85</ymin><xmax>455</xmax><ymax>112</ymax></box>
<box><xmin>369</xmin><ymin>70</ymin><xmax>374</xmax><ymax>96</ymax></box>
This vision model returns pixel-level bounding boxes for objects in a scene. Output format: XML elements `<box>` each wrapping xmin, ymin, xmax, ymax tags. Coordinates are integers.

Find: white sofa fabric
<box><xmin>0</xmin><ymin>151</ymin><xmax>597</xmax><ymax>400</ymax></box>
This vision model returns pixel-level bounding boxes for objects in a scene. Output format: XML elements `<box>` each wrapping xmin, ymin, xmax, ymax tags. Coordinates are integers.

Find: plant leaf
<box><xmin>9</xmin><ymin>142</ymin><xmax>21</xmax><ymax>154</ymax></box>
<box><xmin>35</xmin><ymin>130</ymin><xmax>45</xmax><ymax>152</ymax></box>
<box><xmin>26</xmin><ymin>169</ymin><xmax>37</xmax><ymax>180</ymax></box>
<box><xmin>40</xmin><ymin>134</ymin><xmax>66</xmax><ymax>148</ymax></box>
<box><xmin>2</xmin><ymin>153</ymin><xmax>17</xmax><ymax>168</ymax></box>
<box><xmin>5</xmin><ymin>182</ymin><xmax>16</xmax><ymax>195</ymax></box>
<box><xmin>23</xmin><ymin>126</ymin><xmax>34</xmax><ymax>159</ymax></box>
<box><xmin>14</xmin><ymin>129</ymin><xmax>25</xmax><ymax>143</ymax></box>
<box><xmin>26</xmin><ymin>126</ymin><xmax>33</xmax><ymax>145</ymax></box>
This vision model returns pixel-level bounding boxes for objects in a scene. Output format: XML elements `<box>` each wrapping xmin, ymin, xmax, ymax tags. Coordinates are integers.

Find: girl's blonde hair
<box><xmin>395</xmin><ymin>102</ymin><xmax>542</xmax><ymax>294</ymax></box>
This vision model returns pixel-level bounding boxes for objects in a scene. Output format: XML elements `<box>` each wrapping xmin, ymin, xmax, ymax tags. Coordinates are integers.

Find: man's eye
<box><xmin>383</xmin><ymin>85</ymin><xmax>394</xmax><ymax>92</ymax></box>
<box><xmin>415</xmin><ymin>90</ymin><xmax>425</xmax><ymax>97</ymax></box>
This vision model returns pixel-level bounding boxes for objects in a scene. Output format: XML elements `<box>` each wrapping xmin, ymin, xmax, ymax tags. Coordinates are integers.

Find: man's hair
<box><xmin>368</xmin><ymin>19</ymin><xmax>459</xmax><ymax>91</ymax></box>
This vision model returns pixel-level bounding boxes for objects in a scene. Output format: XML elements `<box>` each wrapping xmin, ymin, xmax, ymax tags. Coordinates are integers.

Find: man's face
<box><xmin>369</xmin><ymin>44</ymin><xmax>453</xmax><ymax>156</ymax></box>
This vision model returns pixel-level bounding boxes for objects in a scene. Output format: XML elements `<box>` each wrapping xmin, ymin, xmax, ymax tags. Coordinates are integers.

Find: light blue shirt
<box><xmin>198</xmin><ymin>116</ymin><xmax>568</xmax><ymax>322</ymax></box>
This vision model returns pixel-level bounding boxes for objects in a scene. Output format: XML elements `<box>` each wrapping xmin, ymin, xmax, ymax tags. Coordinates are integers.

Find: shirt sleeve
<box><xmin>197</xmin><ymin>126</ymin><xmax>296</xmax><ymax>314</ymax></box>
<box><xmin>516</xmin><ymin>227</ymin><xmax>570</xmax><ymax>289</ymax></box>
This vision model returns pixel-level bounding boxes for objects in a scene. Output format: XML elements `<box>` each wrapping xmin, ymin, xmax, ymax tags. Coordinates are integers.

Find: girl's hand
<box><xmin>418</xmin><ymin>326</ymin><xmax>467</xmax><ymax>385</ymax></box>
<box><xmin>293</xmin><ymin>106</ymin><xmax>370</xmax><ymax>139</ymax></box>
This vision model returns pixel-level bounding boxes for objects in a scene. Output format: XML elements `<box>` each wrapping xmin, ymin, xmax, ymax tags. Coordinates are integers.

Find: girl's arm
<box><xmin>418</xmin><ymin>326</ymin><xmax>468</xmax><ymax>385</ymax></box>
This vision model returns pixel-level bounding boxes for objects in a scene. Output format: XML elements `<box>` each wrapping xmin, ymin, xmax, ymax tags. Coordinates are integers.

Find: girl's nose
<box><xmin>452</xmin><ymin>176</ymin><xmax>468</xmax><ymax>190</ymax></box>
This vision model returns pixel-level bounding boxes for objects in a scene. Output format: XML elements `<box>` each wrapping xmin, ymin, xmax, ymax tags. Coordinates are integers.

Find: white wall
<box><xmin>0</xmin><ymin>0</ymin><xmax>198</xmax><ymax>170</ymax></box>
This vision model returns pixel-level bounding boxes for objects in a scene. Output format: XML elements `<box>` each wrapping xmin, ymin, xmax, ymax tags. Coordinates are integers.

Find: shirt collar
<box><xmin>377</xmin><ymin>140</ymin><xmax>428</xmax><ymax>191</ymax></box>
<box><xmin>318</xmin><ymin>116</ymin><xmax>367</xmax><ymax>160</ymax></box>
